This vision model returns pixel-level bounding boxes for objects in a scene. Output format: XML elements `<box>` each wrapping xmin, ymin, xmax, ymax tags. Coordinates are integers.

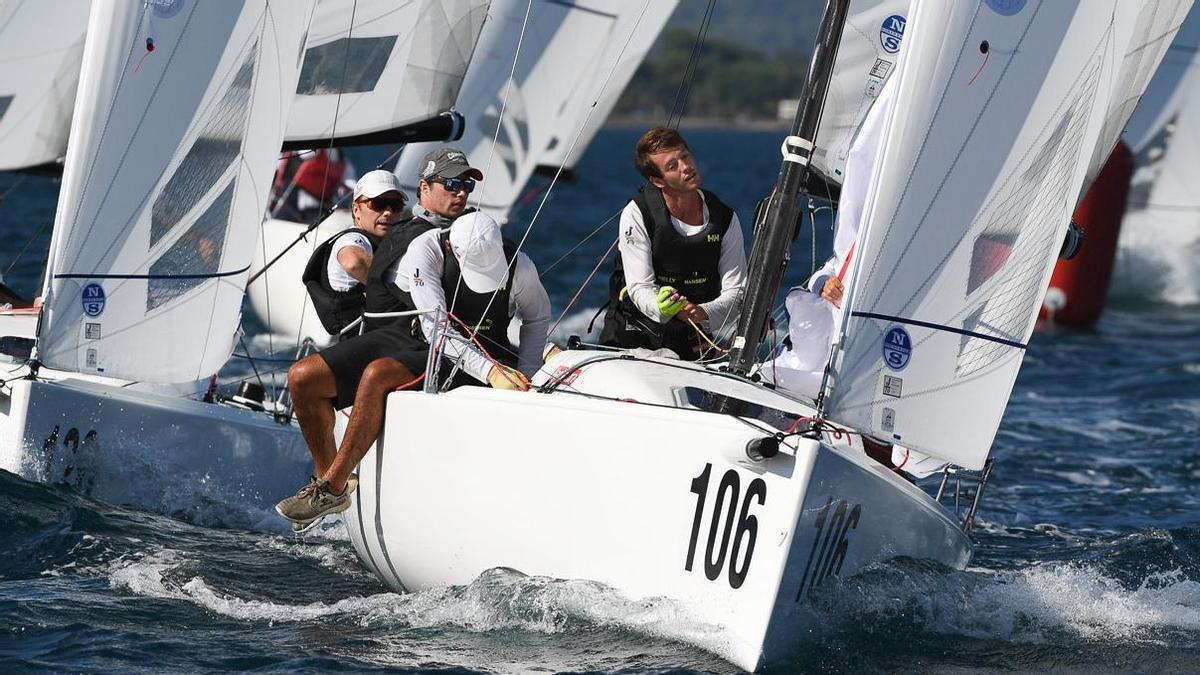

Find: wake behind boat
<box><xmin>335</xmin><ymin>0</ymin><xmax>1191</xmax><ymax>669</ymax></box>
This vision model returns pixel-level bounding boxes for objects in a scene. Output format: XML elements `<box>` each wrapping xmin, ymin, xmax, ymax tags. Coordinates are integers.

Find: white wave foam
<box><xmin>107</xmin><ymin>554</ymin><xmax>733</xmax><ymax>664</ymax></box>
<box><xmin>835</xmin><ymin>561</ymin><xmax>1200</xmax><ymax>643</ymax></box>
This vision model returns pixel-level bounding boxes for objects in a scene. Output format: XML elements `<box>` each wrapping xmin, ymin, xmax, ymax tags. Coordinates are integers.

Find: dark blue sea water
<box><xmin>2</xmin><ymin>128</ymin><xmax>1199</xmax><ymax>673</ymax></box>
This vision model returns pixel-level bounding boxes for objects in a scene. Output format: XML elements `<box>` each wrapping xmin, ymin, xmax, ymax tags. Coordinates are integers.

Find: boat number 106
<box><xmin>684</xmin><ymin>463</ymin><xmax>767</xmax><ymax>589</ymax></box>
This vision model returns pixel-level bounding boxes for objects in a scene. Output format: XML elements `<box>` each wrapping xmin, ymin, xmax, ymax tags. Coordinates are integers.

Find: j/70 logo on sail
<box><xmin>882</xmin><ymin>325</ymin><xmax>911</xmax><ymax>371</ymax></box>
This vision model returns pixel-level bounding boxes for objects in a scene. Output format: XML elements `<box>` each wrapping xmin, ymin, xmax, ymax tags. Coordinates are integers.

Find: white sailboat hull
<box><xmin>246</xmin><ymin>211</ymin><xmax>355</xmax><ymax>347</ymax></box>
<box><xmin>343</xmin><ymin>355</ymin><xmax>970</xmax><ymax>670</ymax></box>
<box><xmin>0</xmin><ymin>369</ymin><xmax>309</xmax><ymax>525</ymax></box>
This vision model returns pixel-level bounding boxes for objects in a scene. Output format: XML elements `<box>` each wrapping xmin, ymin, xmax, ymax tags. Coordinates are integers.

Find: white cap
<box><xmin>353</xmin><ymin>170</ymin><xmax>404</xmax><ymax>200</ymax></box>
<box><xmin>448</xmin><ymin>212</ymin><xmax>508</xmax><ymax>293</ymax></box>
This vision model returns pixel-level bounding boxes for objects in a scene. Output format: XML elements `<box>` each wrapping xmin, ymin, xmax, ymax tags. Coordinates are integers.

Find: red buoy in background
<box><xmin>1040</xmin><ymin>141</ymin><xmax>1134</xmax><ymax>326</ymax></box>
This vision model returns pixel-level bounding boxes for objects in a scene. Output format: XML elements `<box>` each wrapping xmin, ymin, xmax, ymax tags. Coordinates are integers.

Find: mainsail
<box><xmin>824</xmin><ymin>0</ymin><xmax>1190</xmax><ymax>469</ymax></box>
<box><xmin>283</xmin><ymin>0</ymin><xmax>489</xmax><ymax>148</ymax></box>
<box><xmin>38</xmin><ymin>0</ymin><xmax>315</xmax><ymax>383</ymax></box>
<box><xmin>394</xmin><ymin>0</ymin><xmax>677</xmax><ymax>222</ymax></box>
<box><xmin>809</xmin><ymin>0</ymin><xmax>909</xmax><ymax>188</ymax></box>
<box><xmin>0</xmin><ymin>0</ymin><xmax>89</xmax><ymax>172</ymax></box>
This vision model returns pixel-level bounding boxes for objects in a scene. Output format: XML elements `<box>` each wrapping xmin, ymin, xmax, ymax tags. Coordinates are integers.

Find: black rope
<box><xmin>667</xmin><ymin>0</ymin><xmax>719</xmax><ymax>127</ymax></box>
<box><xmin>237</xmin><ymin>332</ymin><xmax>267</xmax><ymax>391</ymax></box>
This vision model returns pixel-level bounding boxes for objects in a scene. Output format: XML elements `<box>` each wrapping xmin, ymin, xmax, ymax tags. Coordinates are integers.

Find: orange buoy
<box><xmin>1040</xmin><ymin>141</ymin><xmax>1134</xmax><ymax>326</ymax></box>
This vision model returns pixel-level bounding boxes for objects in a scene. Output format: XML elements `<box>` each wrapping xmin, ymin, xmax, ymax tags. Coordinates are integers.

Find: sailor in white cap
<box><xmin>390</xmin><ymin>210</ymin><xmax>551</xmax><ymax>387</ymax></box>
<box><xmin>300</xmin><ymin>169</ymin><xmax>407</xmax><ymax>334</ymax></box>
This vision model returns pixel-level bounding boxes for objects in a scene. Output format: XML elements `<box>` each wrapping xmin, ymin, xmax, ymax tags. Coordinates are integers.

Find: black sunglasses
<box><xmin>362</xmin><ymin>196</ymin><xmax>406</xmax><ymax>212</ymax></box>
<box><xmin>431</xmin><ymin>177</ymin><xmax>476</xmax><ymax>194</ymax></box>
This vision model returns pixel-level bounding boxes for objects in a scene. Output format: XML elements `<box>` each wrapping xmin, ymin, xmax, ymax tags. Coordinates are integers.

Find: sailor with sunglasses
<box><xmin>278</xmin><ymin>149</ymin><xmax>548</xmax><ymax>530</ymax></box>
<box><xmin>301</xmin><ymin>170</ymin><xmax>407</xmax><ymax>336</ymax></box>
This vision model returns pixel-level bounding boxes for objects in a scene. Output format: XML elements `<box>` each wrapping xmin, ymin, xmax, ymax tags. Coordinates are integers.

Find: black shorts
<box><xmin>318</xmin><ymin>328</ymin><xmax>428</xmax><ymax>409</ymax></box>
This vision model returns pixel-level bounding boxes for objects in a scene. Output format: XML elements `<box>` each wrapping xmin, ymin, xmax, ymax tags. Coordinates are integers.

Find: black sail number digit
<box><xmin>728</xmin><ymin>476</ymin><xmax>767</xmax><ymax>589</ymax></box>
<box><xmin>685</xmin><ymin>463</ymin><xmax>768</xmax><ymax>589</ymax></box>
<box><xmin>704</xmin><ymin>470</ymin><xmax>740</xmax><ymax>580</ymax></box>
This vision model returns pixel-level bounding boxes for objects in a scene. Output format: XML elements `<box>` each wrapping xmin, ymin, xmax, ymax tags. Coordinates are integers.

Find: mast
<box><xmin>725</xmin><ymin>0</ymin><xmax>851</xmax><ymax>376</ymax></box>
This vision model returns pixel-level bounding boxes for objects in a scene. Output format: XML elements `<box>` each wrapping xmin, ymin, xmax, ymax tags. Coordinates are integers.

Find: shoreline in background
<box><xmin>605</xmin><ymin>115</ymin><xmax>788</xmax><ymax>132</ymax></box>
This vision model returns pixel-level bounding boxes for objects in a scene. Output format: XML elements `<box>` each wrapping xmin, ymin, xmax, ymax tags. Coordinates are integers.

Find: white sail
<box><xmin>284</xmin><ymin>0</ymin><xmax>489</xmax><ymax>146</ymax></box>
<box><xmin>0</xmin><ymin>0</ymin><xmax>89</xmax><ymax>171</ymax></box>
<box><xmin>1081</xmin><ymin>1</ymin><xmax>1191</xmax><ymax>189</ymax></box>
<box><xmin>38</xmin><ymin>0</ymin><xmax>314</xmax><ymax>383</ymax></box>
<box><xmin>810</xmin><ymin>0</ymin><xmax>910</xmax><ymax>187</ymax></box>
<box><xmin>394</xmin><ymin>0</ymin><xmax>677</xmax><ymax>222</ymax></box>
<box><xmin>824</xmin><ymin>0</ymin><xmax>1190</xmax><ymax>469</ymax></box>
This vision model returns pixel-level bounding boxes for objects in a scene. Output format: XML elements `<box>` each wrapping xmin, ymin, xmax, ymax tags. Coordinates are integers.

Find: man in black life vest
<box><xmin>278</xmin><ymin>149</ymin><xmax>547</xmax><ymax>530</ymax></box>
<box><xmin>600</xmin><ymin>127</ymin><xmax>747</xmax><ymax>360</ymax></box>
<box><xmin>301</xmin><ymin>170</ymin><xmax>406</xmax><ymax>336</ymax></box>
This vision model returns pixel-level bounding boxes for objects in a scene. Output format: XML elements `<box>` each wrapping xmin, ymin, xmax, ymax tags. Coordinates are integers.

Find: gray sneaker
<box><xmin>276</xmin><ymin>475</ymin><xmax>357</xmax><ymax>522</ymax></box>
<box><xmin>287</xmin><ymin>475</ymin><xmax>358</xmax><ymax>535</ymax></box>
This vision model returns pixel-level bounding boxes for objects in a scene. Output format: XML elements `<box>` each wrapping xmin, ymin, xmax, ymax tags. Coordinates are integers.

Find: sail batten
<box><xmin>39</xmin><ymin>0</ymin><xmax>314</xmax><ymax>383</ymax></box>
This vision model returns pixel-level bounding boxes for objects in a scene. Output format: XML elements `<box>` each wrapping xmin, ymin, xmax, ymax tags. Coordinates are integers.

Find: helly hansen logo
<box><xmin>706</xmin><ymin>234</ymin><xmax>721</xmax><ymax>243</ymax></box>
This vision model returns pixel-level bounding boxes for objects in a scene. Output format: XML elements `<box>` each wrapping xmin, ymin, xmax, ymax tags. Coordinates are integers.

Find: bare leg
<box><xmin>323</xmin><ymin>357</ymin><xmax>418</xmax><ymax>492</ymax></box>
<box><xmin>288</xmin><ymin>354</ymin><xmax>339</xmax><ymax>477</ymax></box>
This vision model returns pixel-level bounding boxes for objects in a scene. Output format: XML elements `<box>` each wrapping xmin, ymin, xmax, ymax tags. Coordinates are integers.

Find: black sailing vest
<box><xmin>599</xmin><ymin>186</ymin><xmax>733</xmax><ymax>359</ymax></box>
<box><xmin>302</xmin><ymin>227</ymin><xmax>381</xmax><ymax>334</ymax></box>
<box><xmin>438</xmin><ymin>231</ymin><xmax>520</xmax><ymax>368</ymax></box>
<box><xmin>363</xmin><ymin>214</ymin><xmax>439</xmax><ymax>334</ymax></box>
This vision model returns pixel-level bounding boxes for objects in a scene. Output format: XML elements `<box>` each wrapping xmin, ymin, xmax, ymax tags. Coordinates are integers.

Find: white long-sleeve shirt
<box><xmin>617</xmin><ymin>191</ymin><xmax>747</xmax><ymax>334</ymax></box>
<box><xmin>388</xmin><ymin>228</ymin><xmax>551</xmax><ymax>383</ymax></box>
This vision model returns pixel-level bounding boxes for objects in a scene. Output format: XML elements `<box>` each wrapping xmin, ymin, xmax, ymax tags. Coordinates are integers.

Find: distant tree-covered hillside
<box><xmin>668</xmin><ymin>1</ymin><xmax>826</xmax><ymax>56</ymax></box>
<box><xmin>613</xmin><ymin>26</ymin><xmax>810</xmax><ymax>122</ymax></box>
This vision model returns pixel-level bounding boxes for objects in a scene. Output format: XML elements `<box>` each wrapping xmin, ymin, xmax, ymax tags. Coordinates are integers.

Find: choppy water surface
<box><xmin>2</xmin><ymin>129</ymin><xmax>1199</xmax><ymax>673</ymax></box>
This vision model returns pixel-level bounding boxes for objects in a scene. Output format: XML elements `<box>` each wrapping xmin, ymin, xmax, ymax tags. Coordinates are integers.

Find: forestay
<box><xmin>824</xmin><ymin>0</ymin><xmax>1191</xmax><ymax>469</ymax></box>
<box><xmin>38</xmin><ymin>0</ymin><xmax>314</xmax><ymax>383</ymax></box>
<box><xmin>394</xmin><ymin>0</ymin><xmax>676</xmax><ymax>222</ymax></box>
<box><xmin>284</xmin><ymin>0</ymin><xmax>488</xmax><ymax>147</ymax></box>
<box><xmin>809</xmin><ymin>0</ymin><xmax>910</xmax><ymax>187</ymax></box>
<box><xmin>0</xmin><ymin>0</ymin><xmax>89</xmax><ymax>171</ymax></box>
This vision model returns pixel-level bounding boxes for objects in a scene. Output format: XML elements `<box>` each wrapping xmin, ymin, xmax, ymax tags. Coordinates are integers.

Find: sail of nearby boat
<box><xmin>283</xmin><ymin>0</ymin><xmax>489</xmax><ymax>149</ymax></box>
<box><xmin>822</xmin><ymin>0</ymin><xmax>1190</xmax><ymax>470</ymax></box>
<box><xmin>1081</xmin><ymin>1</ymin><xmax>1191</xmax><ymax>191</ymax></box>
<box><xmin>37</xmin><ymin>0</ymin><xmax>315</xmax><ymax>383</ymax></box>
<box><xmin>0</xmin><ymin>0</ymin><xmax>89</xmax><ymax>172</ymax></box>
<box><xmin>393</xmin><ymin>0</ymin><xmax>677</xmax><ymax>222</ymax></box>
<box><xmin>1114</xmin><ymin>42</ymin><xmax>1200</xmax><ymax>305</ymax></box>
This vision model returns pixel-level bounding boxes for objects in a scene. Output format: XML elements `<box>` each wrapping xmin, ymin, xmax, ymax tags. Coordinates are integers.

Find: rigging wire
<box><xmin>471</xmin><ymin>0</ymin><xmax>535</xmax><ymax>214</ymax></box>
<box><xmin>441</xmin><ymin>0</ymin><xmax>653</xmax><ymax>371</ymax></box>
<box><xmin>667</xmin><ymin>0</ymin><xmax>719</xmax><ymax>128</ymax></box>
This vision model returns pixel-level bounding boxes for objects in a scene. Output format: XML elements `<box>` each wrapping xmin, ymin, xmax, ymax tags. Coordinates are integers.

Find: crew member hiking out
<box><xmin>301</xmin><ymin>169</ymin><xmax>406</xmax><ymax>336</ymax></box>
<box><xmin>277</xmin><ymin>149</ymin><xmax>549</xmax><ymax>532</ymax></box>
<box><xmin>600</xmin><ymin>127</ymin><xmax>747</xmax><ymax>360</ymax></box>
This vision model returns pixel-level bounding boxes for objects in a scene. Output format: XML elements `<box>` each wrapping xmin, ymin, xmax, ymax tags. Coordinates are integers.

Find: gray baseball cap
<box><xmin>418</xmin><ymin>147</ymin><xmax>483</xmax><ymax>181</ymax></box>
